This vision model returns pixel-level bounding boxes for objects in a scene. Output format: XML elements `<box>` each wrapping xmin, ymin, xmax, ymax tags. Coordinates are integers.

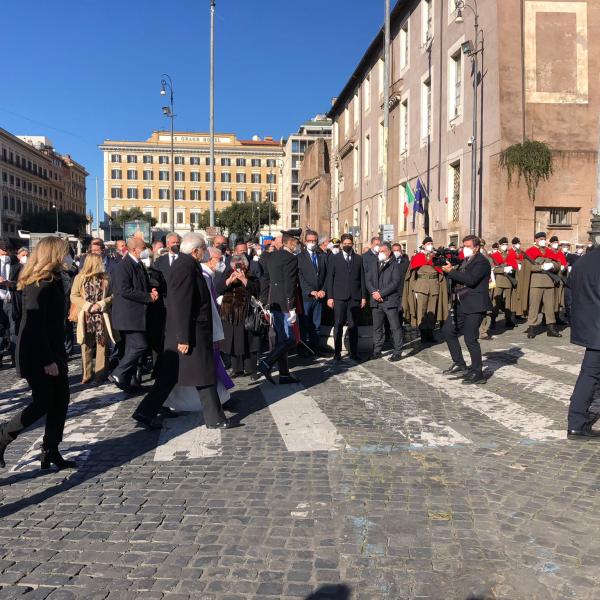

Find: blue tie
<box><xmin>311</xmin><ymin>251</ymin><xmax>318</xmax><ymax>272</ymax></box>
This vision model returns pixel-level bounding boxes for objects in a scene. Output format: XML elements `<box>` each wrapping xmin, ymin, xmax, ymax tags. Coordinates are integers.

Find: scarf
<box><xmin>83</xmin><ymin>275</ymin><xmax>106</xmax><ymax>346</ymax></box>
<box><xmin>220</xmin><ymin>281</ymin><xmax>248</xmax><ymax>325</ymax></box>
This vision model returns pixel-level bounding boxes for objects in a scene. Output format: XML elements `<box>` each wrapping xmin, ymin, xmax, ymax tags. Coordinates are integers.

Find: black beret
<box><xmin>422</xmin><ymin>237</ymin><xmax>433</xmax><ymax>244</ymax></box>
<box><xmin>549</xmin><ymin>235</ymin><xmax>559</xmax><ymax>243</ymax></box>
<box><xmin>534</xmin><ymin>232</ymin><xmax>547</xmax><ymax>240</ymax></box>
<box><xmin>498</xmin><ymin>237</ymin><xmax>508</xmax><ymax>245</ymax></box>
<box><xmin>511</xmin><ymin>237</ymin><xmax>520</xmax><ymax>244</ymax></box>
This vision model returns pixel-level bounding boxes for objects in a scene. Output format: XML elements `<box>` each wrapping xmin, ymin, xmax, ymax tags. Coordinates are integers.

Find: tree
<box><xmin>115</xmin><ymin>207</ymin><xmax>157</xmax><ymax>227</ymax></box>
<box><xmin>21</xmin><ymin>210</ymin><xmax>88</xmax><ymax>237</ymax></box>
<box><xmin>217</xmin><ymin>202</ymin><xmax>280</xmax><ymax>239</ymax></box>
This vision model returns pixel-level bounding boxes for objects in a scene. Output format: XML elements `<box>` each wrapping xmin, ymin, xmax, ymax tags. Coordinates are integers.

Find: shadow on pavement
<box><xmin>305</xmin><ymin>584</ymin><xmax>352</xmax><ymax>600</ymax></box>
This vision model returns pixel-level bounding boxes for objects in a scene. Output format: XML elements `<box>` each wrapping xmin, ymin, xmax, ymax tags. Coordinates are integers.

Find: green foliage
<box><xmin>114</xmin><ymin>207</ymin><xmax>157</xmax><ymax>227</ymax></box>
<box><xmin>217</xmin><ymin>202</ymin><xmax>280</xmax><ymax>239</ymax></box>
<box><xmin>499</xmin><ymin>140</ymin><xmax>553</xmax><ymax>201</ymax></box>
<box><xmin>21</xmin><ymin>210</ymin><xmax>88</xmax><ymax>237</ymax></box>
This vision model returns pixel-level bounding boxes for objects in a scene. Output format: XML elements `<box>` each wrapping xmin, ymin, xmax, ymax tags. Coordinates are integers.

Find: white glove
<box><xmin>286</xmin><ymin>310</ymin><xmax>297</xmax><ymax>325</ymax></box>
<box><xmin>542</xmin><ymin>262</ymin><xmax>554</xmax><ymax>271</ymax></box>
<box><xmin>216</xmin><ymin>295</ymin><xmax>223</xmax><ymax>306</ymax></box>
<box><xmin>568</xmin><ymin>266</ymin><xmax>572</xmax><ymax>273</ymax></box>
<box><xmin>518</xmin><ymin>264</ymin><xmax>522</xmax><ymax>271</ymax></box>
<box><xmin>503</xmin><ymin>266</ymin><xmax>513</xmax><ymax>273</ymax></box>
<box><xmin>561</xmin><ymin>265</ymin><xmax>566</xmax><ymax>272</ymax></box>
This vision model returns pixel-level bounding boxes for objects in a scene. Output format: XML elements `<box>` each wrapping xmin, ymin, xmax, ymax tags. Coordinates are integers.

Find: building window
<box><xmin>205</xmin><ymin>157</ymin><xmax>214</xmax><ymax>166</ymax></box>
<box><xmin>364</xmin><ymin>134</ymin><xmax>370</xmax><ymax>178</ymax></box>
<box><xmin>143</xmin><ymin>170</ymin><xmax>153</xmax><ymax>181</ymax></box>
<box><xmin>221</xmin><ymin>190</ymin><xmax>231</xmax><ymax>201</ymax></box>
<box><xmin>143</xmin><ymin>188</ymin><xmax>152</xmax><ymax>200</ymax></box>
<box><xmin>127</xmin><ymin>187</ymin><xmax>138</xmax><ymax>199</ymax></box>
<box><xmin>364</xmin><ymin>74</ymin><xmax>371</xmax><ymax>112</ymax></box>
<box><xmin>111</xmin><ymin>154</ymin><xmax>121</xmax><ymax>163</ymax></box>
<box><xmin>176</xmin><ymin>211</ymin><xmax>184</xmax><ymax>224</ymax></box>
<box><xmin>251</xmin><ymin>158</ymin><xmax>261</xmax><ymax>167</ymax></box>
<box><xmin>111</xmin><ymin>169</ymin><xmax>122</xmax><ymax>179</ymax></box>
<box><xmin>111</xmin><ymin>187</ymin><xmax>122</xmax><ymax>199</ymax></box>
<box><xmin>400</xmin><ymin>21</ymin><xmax>409</xmax><ymax>70</ymax></box>
<box><xmin>422</xmin><ymin>0</ymin><xmax>433</xmax><ymax>44</ymax></box>
<box><xmin>127</xmin><ymin>155</ymin><xmax>137</xmax><ymax>163</ymax></box>
<box><xmin>378</xmin><ymin>121</ymin><xmax>384</xmax><ymax>169</ymax></box>
<box><xmin>190</xmin><ymin>172</ymin><xmax>200</xmax><ymax>182</ymax></box>
<box><xmin>266</xmin><ymin>173</ymin><xmax>277</xmax><ymax>184</ymax></box>
<box><xmin>251</xmin><ymin>173</ymin><xmax>261</xmax><ymax>184</ymax></box>
<box><xmin>400</xmin><ymin>98</ymin><xmax>409</xmax><ymax>154</ymax></box>
<box><xmin>190</xmin><ymin>189</ymin><xmax>200</xmax><ymax>200</ymax></box>
<box><xmin>159</xmin><ymin>155</ymin><xmax>169</xmax><ymax>164</ymax></box>
<box><xmin>449</xmin><ymin>161</ymin><xmax>461</xmax><ymax>222</ymax></box>
<box><xmin>190</xmin><ymin>212</ymin><xmax>200</xmax><ymax>225</ymax></box>
<box><xmin>159</xmin><ymin>170</ymin><xmax>169</xmax><ymax>181</ymax></box>
<box><xmin>175</xmin><ymin>189</ymin><xmax>185</xmax><ymax>200</ymax></box>
<box><xmin>160</xmin><ymin>211</ymin><xmax>168</xmax><ymax>224</ymax></box>
<box><xmin>266</xmin><ymin>159</ymin><xmax>276</xmax><ymax>168</ymax></box>
<box><xmin>236</xmin><ymin>158</ymin><xmax>246</xmax><ymax>167</ymax></box>
<box><xmin>378</xmin><ymin>58</ymin><xmax>384</xmax><ymax>97</ymax></box>
<box><xmin>144</xmin><ymin>210</ymin><xmax>153</xmax><ymax>220</ymax></box>
<box><xmin>175</xmin><ymin>171</ymin><xmax>185</xmax><ymax>181</ymax></box>
<box><xmin>190</xmin><ymin>156</ymin><xmax>200</xmax><ymax>165</ymax></box>
<box><xmin>174</xmin><ymin>156</ymin><xmax>185</xmax><ymax>165</ymax></box>
<box><xmin>266</xmin><ymin>191</ymin><xmax>277</xmax><ymax>203</ymax></box>
<box><xmin>205</xmin><ymin>190</ymin><xmax>211</xmax><ymax>201</ymax></box>
<box><xmin>236</xmin><ymin>190</ymin><xmax>246</xmax><ymax>202</ymax></box>
<box><xmin>127</xmin><ymin>169</ymin><xmax>137</xmax><ymax>180</ymax></box>
<box><xmin>353</xmin><ymin>145</ymin><xmax>359</xmax><ymax>187</ymax></box>
<box><xmin>449</xmin><ymin>50</ymin><xmax>462</xmax><ymax>118</ymax></box>
<box><xmin>353</xmin><ymin>91</ymin><xmax>359</xmax><ymax>127</ymax></box>
<box><xmin>421</xmin><ymin>77</ymin><xmax>432</xmax><ymax>140</ymax></box>
<box><xmin>236</xmin><ymin>172</ymin><xmax>246</xmax><ymax>183</ymax></box>
<box><xmin>221</xmin><ymin>157</ymin><xmax>231</xmax><ymax>166</ymax></box>
<box><xmin>251</xmin><ymin>191</ymin><xmax>261</xmax><ymax>202</ymax></box>
<box><xmin>159</xmin><ymin>189</ymin><xmax>170</xmax><ymax>200</ymax></box>
<box><xmin>143</xmin><ymin>155</ymin><xmax>153</xmax><ymax>164</ymax></box>
<box><xmin>549</xmin><ymin>208</ymin><xmax>575</xmax><ymax>227</ymax></box>
<box><xmin>221</xmin><ymin>172</ymin><xmax>231</xmax><ymax>183</ymax></box>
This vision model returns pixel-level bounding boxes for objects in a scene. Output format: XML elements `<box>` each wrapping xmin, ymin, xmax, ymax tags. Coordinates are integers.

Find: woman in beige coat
<box><xmin>70</xmin><ymin>254</ymin><xmax>116</xmax><ymax>384</ymax></box>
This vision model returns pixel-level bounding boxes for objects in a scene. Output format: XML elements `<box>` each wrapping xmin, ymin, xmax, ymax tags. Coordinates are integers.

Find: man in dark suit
<box><xmin>368</xmin><ymin>243</ymin><xmax>407</xmax><ymax>361</ymax></box>
<box><xmin>133</xmin><ymin>232</ymin><xmax>235</xmax><ymax>430</ymax></box>
<box><xmin>566</xmin><ymin>246</ymin><xmax>600</xmax><ymax>439</ymax></box>
<box><xmin>79</xmin><ymin>238</ymin><xmax>118</xmax><ymax>276</ymax></box>
<box><xmin>152</xmin><ymin>232</ymin><xmax>181</xmax><ymax>297</ymax></box>
<box><xmin>362</xmin><ymin>235</ymin><xmax>382</xmax><ymax>284</ymax></box>
<box><xmin>110</xmin><ymin>238</ymin><xmax>159</xmax><ymax>391</ymax></box>
<box><xmin>297</xmin><ymin>229</ymin><xmax>328</xmax><ymax>355</ymax></box>
<box><xmin>254</xmin><ymin>230</ymin><xmax>300</xmax><ymax>384</ymax></box>
<box><xmin>441</xmin><ymin>235</ymin><xmax>492</xmax><ymax>385</ymax></box>
<box><xmin>326</xmin><ymin>233</ymin><xmax>366</xmax><ymax>361</ymax></box>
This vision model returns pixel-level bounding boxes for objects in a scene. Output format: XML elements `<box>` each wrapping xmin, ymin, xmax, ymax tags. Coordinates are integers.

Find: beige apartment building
<box><xmin>0</xmin><ymin>129</ymin><xmax>87</xmax><ymax>237</ymax></box>
<box><xmin>99</xmin><ymin>131</ymin><xmax>284</xmax><ymax>236</ymax></box>
<box><xmin>329</xmin><ymin>0</ymin><xmax>600</xmax><ymax>251</ymax></box>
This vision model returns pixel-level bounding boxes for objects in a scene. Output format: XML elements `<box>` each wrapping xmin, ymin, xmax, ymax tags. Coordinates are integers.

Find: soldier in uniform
<box><xmin>551</xmin><ymin>236</ymin><xmax>569</xmax><ymax>325</ymax></box>
<box><xmin>402</xmin><ymin>237</ymin><xmax>448</xmax><ymax>344</ymax></box>
<box><xmin>489</xmin><ymin>237</ymin><xmax>518</xmax><ymax>329</ymax></box>
<box><xmin>519</xmin><ymin>231</ymin><xmax>562</xmax><ymax>338</ymax></box>
<box><xmin>478</xmin><ymin>239</ymin><xmax>495</xmax><ymax>340</ymax></box>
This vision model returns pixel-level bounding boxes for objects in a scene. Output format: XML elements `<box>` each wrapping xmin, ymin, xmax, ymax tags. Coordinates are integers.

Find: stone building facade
<box><xmin>329</xmin><ymin>0</ymin><xmax>599</xmax><ymax>251</ymax></box>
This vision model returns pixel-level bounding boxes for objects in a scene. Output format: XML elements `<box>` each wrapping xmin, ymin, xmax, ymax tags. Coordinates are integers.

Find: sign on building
<box><xmin>124</xmin><ymin>220</ymin><xmax>151</xmax><ymax>243</ymax></box>
<box><xmin>381</xmin><ymin>224</ymin><xmax>395</xmax><ymax>242</ymax></box>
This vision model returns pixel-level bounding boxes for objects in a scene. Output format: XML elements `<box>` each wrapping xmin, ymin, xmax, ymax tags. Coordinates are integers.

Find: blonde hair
<box><xmin>78</xmin><ymin>253</ymin><xmax>106</xmax><ymax>281</ymax></box>
<box><xmin>17</xmin><ymin>236</ymin><xmax>69</xmax><ymax>290</ymax></box>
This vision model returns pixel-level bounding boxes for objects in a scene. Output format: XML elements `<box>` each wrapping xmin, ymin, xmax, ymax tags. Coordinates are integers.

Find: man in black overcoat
<box><xmin>133</xmin><ymin>232</ymin><xmax>235</xmax><ymax>430</ymax></box>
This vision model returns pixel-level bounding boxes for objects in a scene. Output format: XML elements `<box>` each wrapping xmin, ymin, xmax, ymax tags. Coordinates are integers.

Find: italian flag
<box><xmin>403</xmin><ymin>182</ymin><xmax>415</xmax><ymax>217</ymax></box>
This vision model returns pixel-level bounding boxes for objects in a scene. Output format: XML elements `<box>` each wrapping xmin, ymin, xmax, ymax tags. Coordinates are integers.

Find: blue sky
<box><xmin>2</xmin><ymin>0</ymin><xmax>386</xmax><ymax>223</ymax></box>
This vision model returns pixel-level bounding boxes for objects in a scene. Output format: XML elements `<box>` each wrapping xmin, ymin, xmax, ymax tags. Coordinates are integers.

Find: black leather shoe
<box><xmin>389</xmin><ymin>353</ymin><xmax>402</xmax><ymax>362</ymax></box>
<box><xmin>0</xmin><ymin>443</ymin><xmax>6</xmax><ymax>469</ymax></box>
<box><xmin>442</xmin><ymin>363</ymin><xmax>469</xmax><ymax>376</ymax></box>
<box><xmin>505</xmin><ymin>320</ymin><xmax>516</xmax><ymax>329</ymax></box>
<box><xmin>252</xmin><ymin>360</ymin><xmax>275</xmax><ymax>384</ymax></box>
<box><xmin>370</xmin><ymin>352</ymin><xmax>383</xmax><ymax>361</ymax></box>
<box><xmin>108</xmin><ymin>373</ymin><xmax>127</xmax><ymax>391</ymax></box>
<box><xmin>547</xmin><ymin>324</ymin><xmax>563</xmax><ymax>338</ymax></box>
<box><xmin>207</xmin><ymin>418</ymin><xmax>242</xmax><ymax>430</ymax></box>
<box><xmin>350</xmin><ymin>353</ymin><xmax>361</xmax><ymax>362</ymax></box>
<box><xmin>567</xmin><ymin>427</ymin><xmax>600</xmax><ymax>440</ymax></box>
<box><xmin>159</xmin><ymin>406</ymin><xmax>179</xmax><ymax>419</ymax></box>
<box><xmin>332</xmin><ymin>354</ymin><xmax>342</xmax><ymax>362</ymax></box>
<box><xmin>462</xmin><ymin>371</ymin><xmax>487</xmax><ymax>385</ymax></box>
<box><xmin>40</xmin><ymin>448</ymin><xmax>76</xmax><ymax>471</ymax></box>
<box><xmin>318</xmin><ymin>345</ymin><xmax>335</xmax><ymax>355</ymax></box>
<box><xmin>279</xmin><ymin>374</ymin><xmax>300</xmax><ymax>384</ymax></box>
<box><xmin>526</xmin><ymin>327</ymin><xmax>536</xmax><ymax>339</ymax></box>
<box><xmin>132</xmin><ymin>411</ymin><xmax>163</xmax><ymax>430</ymax></box>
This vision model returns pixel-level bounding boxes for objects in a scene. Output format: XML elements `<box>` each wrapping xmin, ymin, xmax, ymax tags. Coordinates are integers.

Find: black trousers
<box><xmin>442</xmin><ymin>306</ymin><xmax>485</xmax><ymax>374</ymax></box>
<box><xmin>333</xmin><ymin>299</ymin><xmax>360</xmax><ymax>355</ymax></box>
<box><xmin>568</xmin><ymin>348</ymin><xmax>600</xmax><ymax>431</ymax></box>
<box><xmin>112</xmin><ymin>330</ymin><xmax>148</xmax><ymax>385</ymax></box>
<box><xmin>3</xmin><ymin>372</ymin><xmax>71</xmax><ymax>449</ymax></box>
<box><xmin>372</xmin><ymin>305</ymin><xmax>403</xmax><ymax>354</ymax></box>
<box><xmin>231</xmin><ymin>352</ymin><xmax>257</xmax><ymax>375</ymax></box>
<box><xmin>135</xmin><ymin>361</ymin><xmax>226</xmax><ymax>427</ymax></box>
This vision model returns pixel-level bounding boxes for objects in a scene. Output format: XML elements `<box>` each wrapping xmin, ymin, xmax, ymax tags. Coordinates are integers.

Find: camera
<box><xmin>432</xmin><ymin>246</ymin><xmax>461</xmax><ymax>268</ymax></box>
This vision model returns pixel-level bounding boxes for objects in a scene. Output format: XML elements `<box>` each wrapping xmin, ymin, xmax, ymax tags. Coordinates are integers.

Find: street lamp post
<box><xmin>456</xmin><ymin>0</ymin><xmax>481</xmax><ymax>236</ymax></box>
<box><xmin>160</xmin><ymin>75</ymin><xmax>176</xmax><ymax>233</ymax></box>
<box><xmin>51</xmin><ymin>203</ymin><xmax>59</xmax><ymax>233</ymax></box>
<box><xmin>268</xmin><ymin>168</ymin><xmax>272</xmax><ymax>236</ymax></box>
<box><xmin>209</xmin><ymin>0</ymin><xmax>216</xmax><ymax>227</ymax></box>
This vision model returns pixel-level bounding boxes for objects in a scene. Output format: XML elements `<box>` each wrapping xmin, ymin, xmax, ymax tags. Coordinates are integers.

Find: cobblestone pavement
<box><xmin>0</xmin><ymin>322</ymin><xmax>599</xmax><ymax>600</ymax></box>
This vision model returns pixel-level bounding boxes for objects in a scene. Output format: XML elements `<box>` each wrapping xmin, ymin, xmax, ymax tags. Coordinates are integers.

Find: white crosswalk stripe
<box><xmin>154</xmin><ymin>413</ymin><xmax>221</xmax><ymax>461</ymax></box>
<box><xmin>259</xmin><ymin>381</ymin><xmax>347</xmax><ymax>452</ymax></box>
<box><xmin>389</xmin><ymin>355</ymin><xmax>564</xmax><ymax>440</ymax></box>
<box><xmin>553</xmin><ymin>344</ymin><xmax>584</xmax><ymax>355</ymax></box>
<box><xmin>333</xmin><ymin>365</ymin><xmax>471</xmax><ymax>448</ymax></box>
<box><xmin>433</xmin><ymin>349</ymin><xmax>574</xmax><ymax>406</ymax></box>
<box><xmin>508</xmin><ymin>345</ymin><xmax>581</xmax><ymax>376</ymax></box>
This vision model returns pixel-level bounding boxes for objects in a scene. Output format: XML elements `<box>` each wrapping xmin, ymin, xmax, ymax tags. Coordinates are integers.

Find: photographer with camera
<box><xmin>441</xmin><ymin>235</ymin><xmax>492</xmax><ymax>385</ymax></box>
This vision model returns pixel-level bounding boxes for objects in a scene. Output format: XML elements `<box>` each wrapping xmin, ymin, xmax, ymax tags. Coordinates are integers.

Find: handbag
<box><xmin>244</xmin><ymin>296</ymin><xmax>268</xmax><ymax>336</ymax></box>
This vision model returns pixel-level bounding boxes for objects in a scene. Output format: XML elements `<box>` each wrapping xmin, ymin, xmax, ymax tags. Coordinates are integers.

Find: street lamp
<box><xmin>455</xmin><ymin>0</ymin><xmax>482</xmax><ymax>236</ymax></box>
<box><xmin>268</xmin><ymin>168</ymin><xmax>273</xmax><ymax>236</ymax></box>
<box><xmin>51</xmin><ymin>203</ymin><xmax>59</xmax><ymax>233</ymax></box>
<box><xmin>160</xmin><ymin>74</ymin><xmax>175</xmax><ymax>233</ymax></box>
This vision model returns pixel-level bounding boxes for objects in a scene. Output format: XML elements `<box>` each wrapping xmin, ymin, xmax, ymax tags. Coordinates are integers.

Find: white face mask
<box><xmin>577</xmin><ymin>248</ymin><xmax>584</xmax><ymax>255</ymax></box>
<box><xmin>140</xmin><ymin>249</ymin><xmax>150</xmax><ymax>260</ymax></box>
<box><xmin>378</xmin><ymin>252</ymin><xmax>387</xmax><ymax>262</ymax></box>
<box><xmin>513</xmin><ymin>244</ymin><xmax>521</xmax><ymax>250</ymax></box>
<box><xmin>306</xmin><ymin>242</ymin><xmax>316</xmax><ymax>251</ymax></box>
<box><xmin>500</xmin><ymin>244</ymin><xmax>508</xmax><ymax>252</ymax></box>
<box><xmin>372</xmin><ymin>245</ymin><xmax>381</xmax><ymax>254</ymax></box>
<box><xmin>141</xmin><ymin>257</ymin><xmax>152</xmax><ymax>267</ymax></box>
<box><xmin>551</xmin><ymin>242</ymin><xmax>559</xmax><ymax>250</ymax></box>
<box><xmin>393</xmin><ymin>251</ymin><xmax>401</xmax><ymax>259</ymax></box>
<box><xmin>561</xmin><ymin>247</ymin><xmax>569</xmax><ymax>253</ymax></box>
<box><xmin>19</xmin><ymin>256</ymin><xmax>28</xmax><ymax>265</ymax></box>
<box><xmin>537</xmin><ymin>239</ymin><xmax>547</xmax><ymax>247</ymax></box>
<box><xmin>424</xmin><ymin>244</ymin><xmax>434</xmax><ymax>253</ymax></box>
<box><xmin>331</xmin><ymin>248</ymin><xmax>340</xmax><ymax>255</ymax></box>
<box><xmin>215</xmin><ymin>260</ymin><xmax>226</xmax><ymax>273</ymax></box>
<box><xmin>463</xmin><ymin>246</ymin><xmax>474</xmax><ymax>258</ymax></box>
<box><xmin>255</xmin><ymin>248</ymin><xmax>262</xmax><ymax>256</ymax></box>
<box><xmin>64</xmin><ymin>254</ymin><xmax>74</xmax><ymax>268</ymax></box>
<box><xmin>588</xmin><ymin>243</ymin><xmax>593</xmax><ymax>248</ymax></box>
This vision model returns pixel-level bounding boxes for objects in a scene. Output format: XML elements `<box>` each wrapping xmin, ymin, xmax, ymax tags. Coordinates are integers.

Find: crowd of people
<box><xmin>0</xmin><ymin>226</ymin><xmax>597</xmax><ymax>470</ymax></box>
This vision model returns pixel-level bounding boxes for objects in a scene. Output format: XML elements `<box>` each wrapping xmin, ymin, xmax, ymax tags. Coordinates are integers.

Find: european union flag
<box><xmin>412</xmin><ymin>178</ymin><xmax>426</xmax><ymax>229</ymax></box>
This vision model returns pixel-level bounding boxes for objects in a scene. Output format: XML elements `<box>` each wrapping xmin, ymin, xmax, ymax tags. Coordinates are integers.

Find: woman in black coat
<box><xmin>220</xmin><ymin>254</ymin><xmax>261</xmax><ymax>377</ymax></box>
<box><xmin>0</xmin><ymin>236</ymin><xmax>76</xmax><ymax>471</ymax></box>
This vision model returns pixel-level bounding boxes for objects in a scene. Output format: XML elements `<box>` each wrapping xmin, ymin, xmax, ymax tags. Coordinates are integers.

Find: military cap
<box><xmin>511</xmin><ymin>237</ymin><xmax>520</xmax><ymax>244</ymax></box>
<box><xmin>281</xmin><ymin>228</ymin><xmax>302</xmax><ymax>240</ymax></box>
<box><xmin>498</xmin><ymin>237</ymin><xmax>508</xmax><ymax>245</ymax></box>
<box><xmin>422</xmin><ymin>236</ymin><xmax>433</xmax><ymax>244</ymax></box>
<box><xmin>331</xmin><ymin>237</ymin><xmax>341</xmax><ymax>245</ymax></box>
<box><xmin>534</xmin><ymin>231</ymin><xmax>547</xmax><ymax>240</ymax></box>
<box><xmin>549</xmin><ymin>235</ymin><xmax>559</xmax><ymax>243</ymax></box>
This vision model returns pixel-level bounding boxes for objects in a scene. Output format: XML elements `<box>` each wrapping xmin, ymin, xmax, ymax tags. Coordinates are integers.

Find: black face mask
<box><xmin>217</xmin><ymin>243</ymin><xmax>227</xmax><ymax>254</ymax></box>
<box><xmin>342</xmin><ymin>246</ymin><xmax>353</xmax><ymax>254</ymax></box>
<box><xmin>170</xmin><ymin>245</ymin><xmax>179</xmax><ymax>254</ymax></box>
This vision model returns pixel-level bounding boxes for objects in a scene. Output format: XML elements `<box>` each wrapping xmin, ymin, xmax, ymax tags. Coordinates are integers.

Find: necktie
<box><xmin>311</xmin><ymin>251</ymin><xmax>318</xmax><ymax>272</ymax></box>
